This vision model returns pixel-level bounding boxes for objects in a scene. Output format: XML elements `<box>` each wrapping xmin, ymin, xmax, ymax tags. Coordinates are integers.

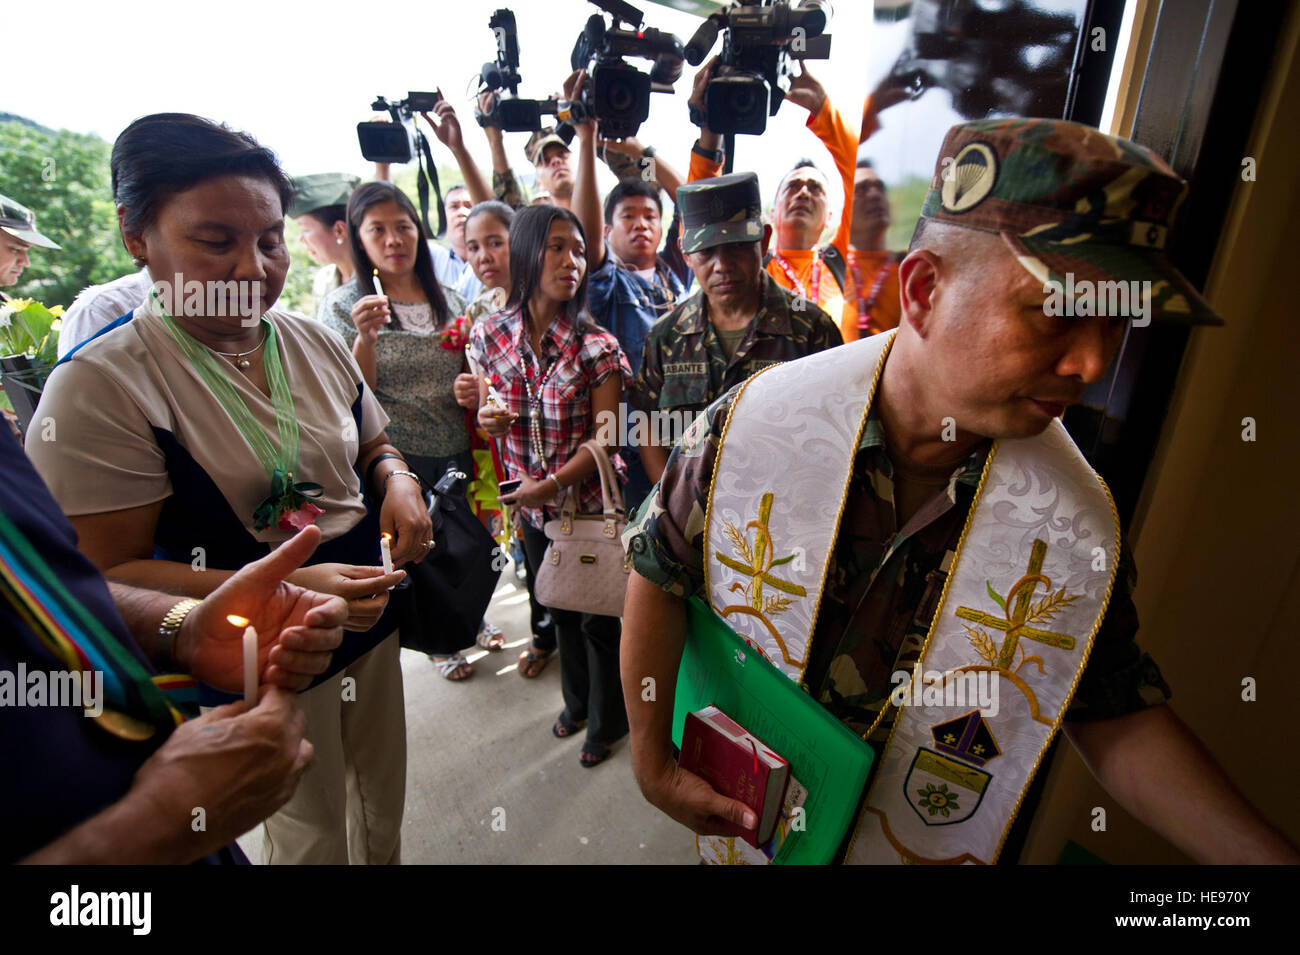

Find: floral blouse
<box><xmin>321</xmin><ymin>279</ymin><xmax>469</xmax><ymax>460</ymax></box>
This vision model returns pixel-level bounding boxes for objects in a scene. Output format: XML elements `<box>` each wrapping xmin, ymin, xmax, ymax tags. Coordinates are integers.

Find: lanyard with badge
<box><xmin>772</xmin><ymin>251</ymin><xmax>823</xmax><ymax>305</ymax></box>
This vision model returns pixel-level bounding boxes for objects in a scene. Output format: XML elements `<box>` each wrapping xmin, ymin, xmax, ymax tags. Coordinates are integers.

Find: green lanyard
<box><xmin>154</xmin><ymin>291</ymin><xmax>322</xmax><ymax>530</ymax></box>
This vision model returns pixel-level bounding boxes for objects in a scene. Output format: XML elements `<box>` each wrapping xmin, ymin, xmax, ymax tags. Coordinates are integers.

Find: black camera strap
<box><xmin>414</xmin><ymin>129</ymin><xmax>447</xmax><ymax>239</ymax></box>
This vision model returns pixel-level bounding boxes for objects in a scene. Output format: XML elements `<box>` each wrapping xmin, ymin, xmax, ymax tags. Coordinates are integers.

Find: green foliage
<box><xmin>279</xmin><ymin>215</ymin><xmax>317</xmax><ymax>316</ymax></box>
<box><xmin>0</xmin><ymin>120</ymin><xmax>134</xmax><ymax>309</ymax></box>
<box><xmin>885</xmin><ymin>176</ymin><xmax>930</xmax><ymax>253</ymax></box>
<box><xmin>0</xmin><ymin>298</ymin><xmax>62</xmax><ymax>362</ymax></box>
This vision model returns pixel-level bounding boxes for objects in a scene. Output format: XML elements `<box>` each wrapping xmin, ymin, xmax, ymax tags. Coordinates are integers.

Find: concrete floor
<box><xmin>240</xmin><ymin>557</ymin><xmax>698</xmax><ymax>864</ymax></box>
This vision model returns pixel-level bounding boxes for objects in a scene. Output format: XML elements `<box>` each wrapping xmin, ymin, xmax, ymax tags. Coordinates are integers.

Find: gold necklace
<box><xmin>211</xmin><ymin>329</ymin><xmax>267</xmax><ymax>370</ymax></box>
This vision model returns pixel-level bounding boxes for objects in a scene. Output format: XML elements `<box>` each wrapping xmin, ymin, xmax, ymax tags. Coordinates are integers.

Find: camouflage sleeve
<box><xmin>1064</xmin><ymin>542</ymin><xmax>1172</xmax><ymax>722</ymax></box>
<box><xmin>812</xmin><ymin>305</ymin><xmax>844</xmax><ymax>352</ymax></box>
<box><xmin>493</xmin><ymin>168</ymin><xmax>529</xmax><ymax>210</ymax></box>
<box><xmin>624</xmin><ymin>388</ymin><xmax>738</xmax><ymax>598</ymax></box>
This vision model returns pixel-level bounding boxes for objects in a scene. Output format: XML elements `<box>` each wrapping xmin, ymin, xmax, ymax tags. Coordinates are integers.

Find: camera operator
<box><xmin>566</xmin><ymin>69</ymin><xmax>688</xmax><ymax>515</ymax></box>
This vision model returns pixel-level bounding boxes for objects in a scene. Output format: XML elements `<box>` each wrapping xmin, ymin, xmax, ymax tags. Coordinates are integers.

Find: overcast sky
<box><xmin>6</xmin><ymin>1</ymin><xmax>988</xmax><ymax>223</ymax></box>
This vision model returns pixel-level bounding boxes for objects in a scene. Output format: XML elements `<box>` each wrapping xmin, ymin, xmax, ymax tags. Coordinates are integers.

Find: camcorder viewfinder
<box><xmin>476</xmin><ymin>9</ymin><xmax>584</xmax><ymax>136</ymax></box>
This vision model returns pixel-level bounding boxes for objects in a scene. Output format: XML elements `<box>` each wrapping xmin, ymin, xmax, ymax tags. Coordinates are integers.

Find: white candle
<box><xmin>228</xmin><ymin>615</ymin><xmax>258</xmax><ymax>705</ymax></box>
<box><xmin>381</xmin><ymin>531</ymin><xmax>394</xmax><ymax>578</ymax></box>
<box><xmin>371</xmin><ymin>268</ymin><xmax>386</xmax><ymax>300</ymax></box>
<box><xmin>484</xmin><ymin>377</ymin><xmax>508</xmax><ymax>411</ymax></box>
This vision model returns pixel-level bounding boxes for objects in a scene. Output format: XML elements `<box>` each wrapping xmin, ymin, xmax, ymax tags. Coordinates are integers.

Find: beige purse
<box><xmin>534</xmin><ymin>440</ymin><xmax>630</xmax><ymax>618</ymax></box>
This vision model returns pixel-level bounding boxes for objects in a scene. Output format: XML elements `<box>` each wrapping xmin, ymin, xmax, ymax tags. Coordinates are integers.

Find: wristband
<box><xmin>549</xmin><ymin>474</ymin><xmax>564</xmax><ymax>498</ymax></box>
<box><xmin>692</xmin><ymin>139</ymin><xmax>724</xmax><ymax>164</ymax></box>
<box><xmin>365</xmin><ymin>452</ymin><xmax>407</xmax><ymax>492</ymax></box>
<box><xmin>641</xmin><ymin>145</ymin><xmax>657</xmax><ymax>160</ymax></box>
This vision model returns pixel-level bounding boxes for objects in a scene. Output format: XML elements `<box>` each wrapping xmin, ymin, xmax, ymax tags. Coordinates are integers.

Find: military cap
<box><xmin>0</xmin><ymin>194</ymin><xmax>61</xmax><ymax>249</ymax></box>
<box><xmin>919</xmin><ymin>118</ymin><xmax>1221</xmax><ymax>325</ymax></box>
<box><xmin>288</xmin><ymin>172</ymin><xmax>360</xmax><ymax>218</ymax></box>
<box><xmin>678</xmin><ymin>172</ymin><xmax>764</xmax><ymax>254</ymax></box>
<box><xmin>525</xmin><ymin>128</ymin><xmax>569</xmax><ymax>167</ymax></box>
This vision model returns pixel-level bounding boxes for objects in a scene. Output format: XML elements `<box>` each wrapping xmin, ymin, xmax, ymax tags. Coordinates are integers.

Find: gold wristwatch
<box><xmin>159</xmin><ymin>597</ymin><xmax>202</xmax><ymax>663</ymax></box>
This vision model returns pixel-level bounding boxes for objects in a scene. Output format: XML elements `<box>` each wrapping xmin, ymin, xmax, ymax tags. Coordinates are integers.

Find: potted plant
<box><xmin>0</xmin><ymin>297</ymin><xmax>63</xmax><ymax>437</ymax></box>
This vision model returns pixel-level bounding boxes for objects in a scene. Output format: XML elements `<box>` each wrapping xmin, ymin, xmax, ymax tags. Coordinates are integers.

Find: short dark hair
<box><xmin>507</xmin><ymin>204</ymin><xmax>596</xmax><ymax>331</ymax></box>
<box><xmin>777</xmin><ymin>158</ymin><xmax>825</xmax><ymax>194</ymax></box>
<box><xmin>856</xmin><ymin>157</ymin><xmax>874</xmax><ymax>169</ymax></box>
<box><xmin>445</xmin><ymin>184</ymin><xmax>470</xmax><ymax>201</ymax></box>
<box><xmin>466</xmin><ymin>200</ymin><xmax>515</xmax><ymax>233</ymax></box>
<box><xmin>603</xmin><ymin>179</ymin><xmax>662</xmax><ymax>226</ymax></box>
<box><xmin>347</xmin><ymin>181</ymin><xmax>453</xmax><ymax>327</ymax></box>
<box><xmin>303</xmin><ymin>203</ymin><xmax>348</xmax><ymax>230</ymax></box>
<box><xmin>111</xmin><ymin>113</ymin><xmax>293</xmax><ymax>235</ymax></box>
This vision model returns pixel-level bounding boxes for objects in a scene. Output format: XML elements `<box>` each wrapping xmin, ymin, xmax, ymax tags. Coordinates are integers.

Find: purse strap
<box><xmin>580</xmin><ymin>440</ymin><xmax>625</xmax><ymax>519</ymax></box>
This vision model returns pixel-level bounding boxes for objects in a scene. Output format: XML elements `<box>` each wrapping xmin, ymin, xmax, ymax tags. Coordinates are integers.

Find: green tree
<box><xmin>0</xmin><ymin>120</ymin><xmax>134</xmax><ymax>309</ymax></box>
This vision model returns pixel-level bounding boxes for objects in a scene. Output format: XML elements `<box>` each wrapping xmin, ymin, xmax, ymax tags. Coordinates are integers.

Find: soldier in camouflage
<box><xmin>621</xmin><ymin>118</ymin><xmax>1299</xmax><ymax>863</ymax></box>
<box><xmin>631</xmin><ymin>172</ymin><xmax>842</xmax><ymax>485</ymax></box>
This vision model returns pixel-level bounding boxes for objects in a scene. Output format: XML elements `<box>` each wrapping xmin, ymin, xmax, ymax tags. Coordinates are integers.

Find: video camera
<box><xmin>685</xmin><ymin>0</ymin><xmax>833</xmax><ymax>136</ymax></box>
<box><xmin>476</xmin><ymin>8</ymin><xmax>585</xmax><ymax>138</ymax></box>
<box><xmin>356</xmin><ymin>92</ymin><xmax>443</xmax><ymax>164</ymax></box>
<box><xmin>563</xmin><ymin>0</ymin><xmax>685</xmax><ymax>141</ymax></box>
<box><xmin>354</xmin><ymin>92</ymin><xmax>447</xmax><ymax>237</ymax></box>
<box><xmin>882</xmin><ymin>0</ymin><xmax>1076</xmax><ymax>119</ymax></box>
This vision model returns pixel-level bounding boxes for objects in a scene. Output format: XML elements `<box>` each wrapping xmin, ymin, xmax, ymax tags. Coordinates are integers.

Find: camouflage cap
<box><xmin>288</xmin><ymin>172</ymin><xmax>361</xmax><ymax>218</ymax></box>
<box><xmin>678</xmin><ymin>172</ymin><xmax>764</xmax><ymax>254</ymax></box>
<box><xmin>525</xmin><ymin>128</ymin><xmax>569</xmax><ymax>166</ymax></box>
<box><xmin>0</xmin><ymin>193</ymin><xmax>61</xmax><ymax>249</ymax></box>
<box><xmin>919</xmin><ymin>118</ymin><xmax>1221</xmax><ymax>325</ymax></box>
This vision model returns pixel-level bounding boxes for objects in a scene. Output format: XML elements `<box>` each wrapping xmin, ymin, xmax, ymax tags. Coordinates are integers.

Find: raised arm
<box><xmin>566</xmin><ymin>69</ymin><xmax>608</xmax><ymax>271</ymax></box>
<box><xmin>787</xmin><ymin>66</ymin><xmax>857</xmax><ymax>257</ymax></box>
<box><xmin>422</xmin><ymin>96</ymin><xmax>492</xmax><ymax>205</ymax></box>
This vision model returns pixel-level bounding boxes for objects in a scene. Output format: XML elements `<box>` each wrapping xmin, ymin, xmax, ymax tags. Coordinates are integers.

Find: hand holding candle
<box><xmin>372</xmin><ymin>269</ymin><xmax>391</xmax><ymax>324</ymax></box>
<box><xmin>228</xmin><ymin>614</ymin><xmax>258</xmax><ymax>705</ymax></box>
<box><xmin>380</xmin><ymin>532</ymin><xmax>395</xmax><ymax>588</ymax></box>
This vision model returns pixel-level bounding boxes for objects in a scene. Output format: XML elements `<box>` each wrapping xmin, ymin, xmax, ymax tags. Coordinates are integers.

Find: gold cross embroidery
<box><xmin>716</xmin><ymin>492</ymin><xmax>807</xmax><ymax>613</ymax></box>
<box><xmin>955</xmin><ymin>539</ymin><xmax>1080</xmax><ymax>670</ymax></box>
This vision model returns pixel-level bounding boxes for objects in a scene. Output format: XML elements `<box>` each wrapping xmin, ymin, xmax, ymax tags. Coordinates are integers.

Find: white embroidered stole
<box><xmin>703</xmin><ymin>330</ymin><xmax>1120</xmax><ymax>865</ymax></box>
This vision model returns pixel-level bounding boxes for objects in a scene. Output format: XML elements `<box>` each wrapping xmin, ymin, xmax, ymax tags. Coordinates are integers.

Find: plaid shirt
<box><xmin>626</xmin><ymin>391</ymin><xmax>1171</xmax><ymax>744</ymax></box>
<box><xmin>468</xmin><ymin>305</ymin><xmax>632</xmax><ymax>529</ymax></box>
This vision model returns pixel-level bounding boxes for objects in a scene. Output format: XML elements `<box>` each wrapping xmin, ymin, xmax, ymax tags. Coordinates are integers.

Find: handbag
<box><xmin>395</xmin><ymin>463</ymin><xmax>502</xmax><ymax>656</ymax></box>
<box><xmin>534</xmin><ymin>440</ymin><xmax>630</xmax><ymax>618</ymax></box>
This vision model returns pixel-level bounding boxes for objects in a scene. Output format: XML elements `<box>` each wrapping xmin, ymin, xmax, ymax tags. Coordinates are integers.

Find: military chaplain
<box><xmin>621</xmin><ymin>119</ymin><xmax>1299</xmax><ymax>865</ymax></box>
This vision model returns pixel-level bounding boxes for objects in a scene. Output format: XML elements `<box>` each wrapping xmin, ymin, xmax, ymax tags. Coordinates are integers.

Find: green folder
<box><xmin>672</xmin><ymin>597</ymin><xmax>875</xmax><ymax>864</ymax></box>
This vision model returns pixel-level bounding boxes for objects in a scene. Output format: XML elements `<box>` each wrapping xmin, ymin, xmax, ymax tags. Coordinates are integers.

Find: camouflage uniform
<box><xmin>626</xmin><ymin>394</ymin><xmax>1171</xmax><ymax>745</ymax></box>
<box><xmin>631</xmin><ymin>171</ymin><xmax>843</xmax><ymax>421</ymax></box>
<box><xmin>628</xmin><ymin>117</ymin><xmax>1223</xmax><ymax>750</ymax></box>
<box><xmin>631</xmin><ymin>272</ymin><xmax>841</xmax><ymax>420</ymax></box>
<box><xmin>492</xmin><ymin>169</ymin><xmax>530</xmax><ymax>211</ymax></box>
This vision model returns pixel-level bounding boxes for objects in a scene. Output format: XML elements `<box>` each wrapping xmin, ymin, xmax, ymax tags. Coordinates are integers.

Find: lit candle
<box><xmin>484</xmin><ymin>376</ymin><xmax>509</xmax><ymax>411</ymax></box>
<box><xmin>380</xmin><ymin>531</ymin><xmax>394</xmax><ymax>581</ymax></box>
<box><xmin>371</xmin><ymin>268</ymin><xmax>386</xmax><ymax>300</ymax></box>
<box><xmin>228</xmin><ymin>614</ymin><xmax>258</xmax><ymax>705</ymax></box>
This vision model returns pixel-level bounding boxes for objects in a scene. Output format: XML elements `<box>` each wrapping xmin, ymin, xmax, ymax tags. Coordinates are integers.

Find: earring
<box><xmin>337</xmin><ymin>237</ymin><xmax>345</xmax><ymax>245</ymax></box>
<box><xmin>132</xmin><ymin>255</ymin><xmax>147</xmax><ymax>267</ymax></box>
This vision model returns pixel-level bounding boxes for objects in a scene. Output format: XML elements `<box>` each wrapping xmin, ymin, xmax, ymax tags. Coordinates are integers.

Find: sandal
<box><xmin>553</xmin><ymin>711</ymin><xmax>586</xmax><ymax>738</ymax></box>
<box><xmin>517</xmin><ymin>645</ymin><xmax>552</xmax><ymax>678</ymax></box>
<box><xmin>431</xmin><ymin>653</ymin><xmax>473</xmax><ymax>681</ymax></box>
<box><xmin>579</xmin><ymin>740</ymin><xmax>613</xmax><ymax>768</ymax></box>
<box><xmin>476</xmin><ymin>622</ymin><xmax>506</xmax><ymax>651</ymax></box>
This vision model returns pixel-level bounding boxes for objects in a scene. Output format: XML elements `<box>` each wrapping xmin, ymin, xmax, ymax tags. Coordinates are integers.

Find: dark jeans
<box><xmin>522</xmin><ymin>521</ymin><xmax>629</xmax><ymax>746</ymax></box>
